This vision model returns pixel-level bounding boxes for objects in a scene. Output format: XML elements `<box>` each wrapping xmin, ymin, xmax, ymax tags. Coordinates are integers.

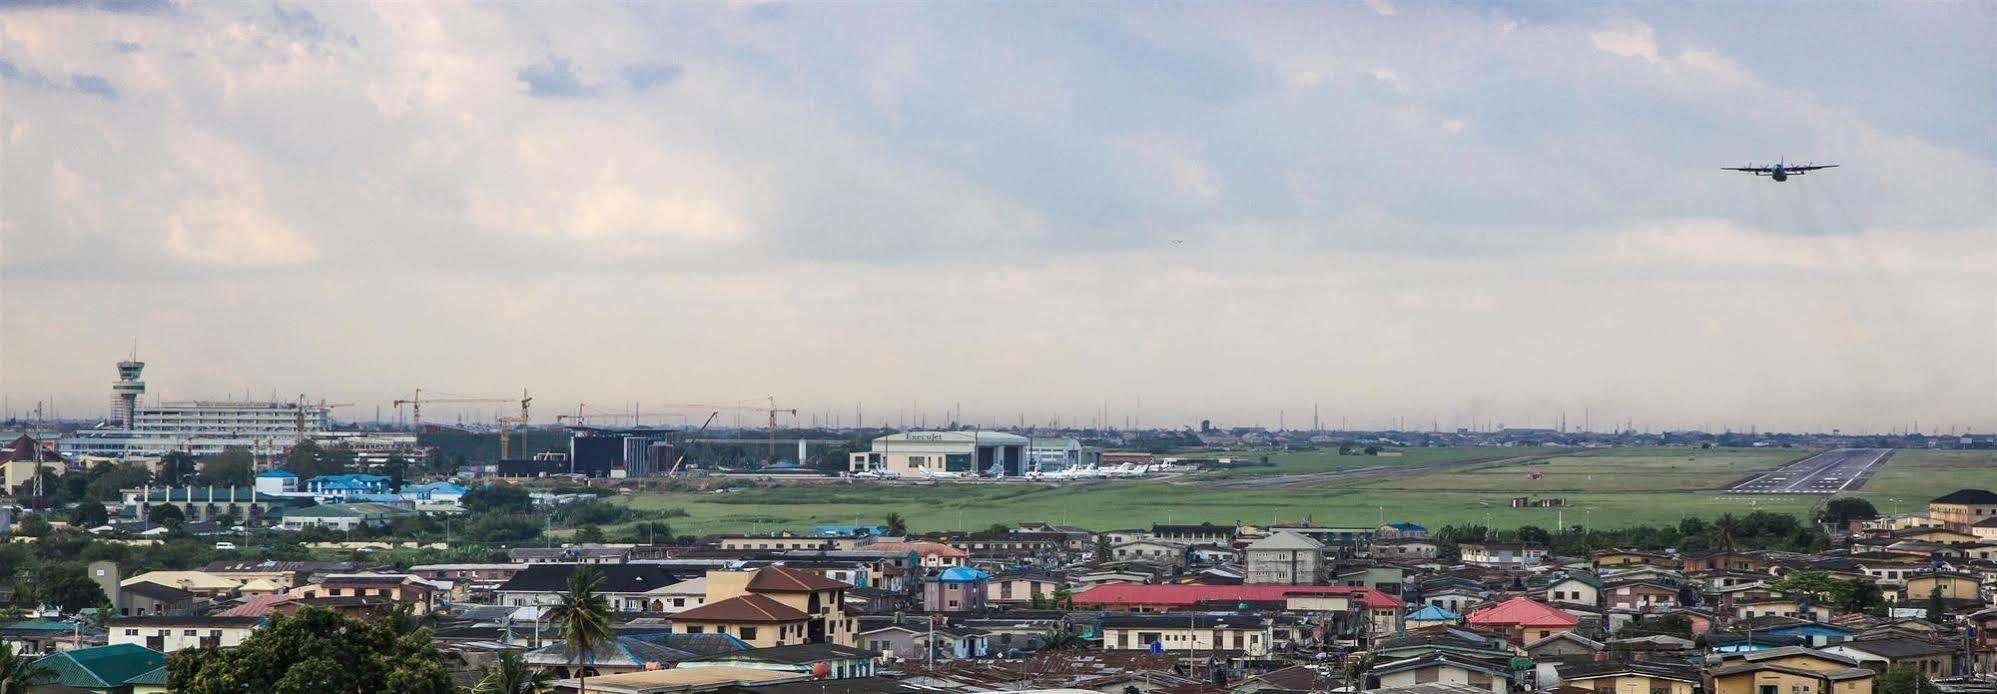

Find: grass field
<box><xmin>599</xmin><ymin>447</ymin><xmax>1995</xmax><ymax>537</ymax></box>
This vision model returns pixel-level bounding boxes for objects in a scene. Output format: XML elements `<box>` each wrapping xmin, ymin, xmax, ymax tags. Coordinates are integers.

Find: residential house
<box><xmin>1110</xmin><ymin>539</ymin><xmax>1190</xmax><ymax>563</ymax></box>
<box><xmin>680</xmin><ymin>643</ymin><xmax>878</xmax><ymax>679</ymax></box>
<box><xmin>1592</xmin><ymin>549</ymin><xmax>1680</xmax><ymax>570</ymax></box>
<box><xmin>1524</xmin><ymin>631</ymin><xmax>1605</xmax><ymax>659</ymax></box>
<box><xmin>668</xmin><ymin>595</ymin><xmax>814</xmax><ymax>648</ymax></box>
<box><xmin>717</xmin><ymin>533</ymin><xmax>861</xmax><ymax>551</ymax></box>
<box><xmin>988</xmin><ymin>570</ymin><xmax>1064</xmax><ymax>606</ymax></box>
<box><xmin>27</xmin><ymin>643</ymin><xmax>163</xmax><ymax>693</ymax></box>
<box><xmin>1150</xmin><ymin>523</ymin><xmax>1236</xmax><ymax>546</ymax></box>
<box><xmin>108</xmin><ymin>616</ymin><xmax>262</xmax><ymax>652</ymax></box>
<box><xmin>1099</xmin><ymin>613</ymin><xmax>1272</xmax><ymax>657</ymax></box>
<box><xmin>1929</xmin><ymin>489</ymin><xmax>1997</xmax><ymax>531</ymax></box>
<box><xmin>856</xmin><ymin>619</ymin><xmax>990</xmax><ymax>660</ymax></box>
<box><xmin>1339</xmin><ymin>566</ymin><xmax>1406</xmax><ymax>596</ymax></box>
<box><xmin>523</xmin><ymin>632</ymin><xmax>750</xmax><ymax>679</ymax></box>
<box><xmin>1554</xmin><ymin>660</ymin><xmax>1701</xmax><ymax>694</ymax></box>
<box><xmin>695</xmin><ymin>566</ymin><xmax>856</xmax><ymax>646</ymax></box>
<box><xmin>290</xmin><ymin>574</ymin><xmax>439</xmax><ymax>614</ymax></box>
<box><xmin>508</xmin><ymin>545</ymin><xmax>633</xmax><ymax>564</ymax></box>
<box><xmin>1459</xmin><ymin>543</ymin><xmax>1546</xmax><ymax>568</ymax></box>
<box><xmin>1709</xmin><ymin>649</ymin><xmax>1876</xmax><ymax>694</ymax></box>
<box><xmin>1684</xmin><ymin>552</ymin><xmax>1769</xmax><ymax>573</ymax></box>
<box><xmin>1376</xmin><ymin>538</ymin><xmax>1442</xmax><ymax>560</ymax></box>
<box><xmin>1901</xmin><ymin>572</ymin><xmax>1981</xmax><ymax>604</ymax></box>
<box><xmin>1422</xmin><ymin>586</ymin><xmax>1492</xmax><ymax>614</ymax></box>
<box><xmin>1372</xmin><ymin>653</ymin><xmax>1512</xmax><ymax>694</ymax></box>
<box><xmin>117</xmin><ymin>582</ymin><xmax>194</xmax><ymax>617</ymax></box>
<box><xmin>853</xmin><ymin>540</ymin><xmax>969</xmax><ymax>568</ymax></box>
<box><xmin>923</xmin><ymin>567</ymin><xmax>990</xmax><ymax>612</ymax></box>
<box><xmin>1603</xmin><ymin>581</ymin><xmax>1679</xmax><ymax>610</ymax></box>
<box><xmin>277</xmin><ymin>502</ymin><xmax>411</xmax><ymax>531</ymax></box>
<box><xmin>1466</xmin><ymin>596</ymin><xmax>1578</xmax><ymax>642</ymax></box>
<box><xmin>1735</xmin><ymin>597</ymin><xmax>1833</xmax><ymax>622</ymax></box>
<box><xmin>494</xmin><ymin>564</ymin><xmax>684</xmax><ymax>611</ymax></box>
<box><xmin>641</xmin><ymin>576</ymin><xmax>710</xmax><ymax>613</ymax></box>
<box><xmin>1406</xmin><ymin>605</ymin><xmax>1463</xmax><ymax>630</ymax></box>
<box><xmin>1823</xmin><ymin>637</ymin><xmax>1955</xmax><ymax>677</ymax></box>
<box><xmin>1378</xmin><ymin>522</ymin><xmax>1429</xmax><ymax>540</ymax></box>
<box><xmin>1547</xmin><ymin>574</ymin><xmax>1603</xmax><ymax>606</ymax></box>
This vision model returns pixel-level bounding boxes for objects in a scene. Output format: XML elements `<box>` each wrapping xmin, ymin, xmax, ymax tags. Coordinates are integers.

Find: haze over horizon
<box><xmin>2</xmin><ymin>1</ymin><xmax>1992</xmax><ymax>434</ymax></box>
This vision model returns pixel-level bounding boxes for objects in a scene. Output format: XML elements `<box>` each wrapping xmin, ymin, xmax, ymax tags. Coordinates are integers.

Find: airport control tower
<box><xmin>112</xmin><ymin>357</ymin><xmax>145</xmax><ymax>428</ymax></box>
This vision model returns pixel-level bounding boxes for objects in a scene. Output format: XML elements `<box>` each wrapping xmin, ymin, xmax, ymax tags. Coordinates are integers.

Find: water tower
<box><xmin>112</xmin><ymin>357</ymin><xmax>146</xmax><ymax>428</ymax></box>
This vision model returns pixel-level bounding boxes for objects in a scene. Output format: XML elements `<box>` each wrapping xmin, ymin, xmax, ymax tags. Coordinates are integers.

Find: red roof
<box><xmin>671</xmin><ymin>594</ymin><xmax>810</xmax><ymax>623</ymax></box>
<box><xmin>1467</xmin><ymin>596</ymin><xmax>1579</xmax><ymax>627</ymax></box>
<box><xmin>747</xmin><ymin>565</ymin><xmax>850</xmax><ymax>593</ymax></box>
<box><xmin>1070</xmin><ymin>582</ymin><xmax>1401</xmax><ymax>609</ymax></box>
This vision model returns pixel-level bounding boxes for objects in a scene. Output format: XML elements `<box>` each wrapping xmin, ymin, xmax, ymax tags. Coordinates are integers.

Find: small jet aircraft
<box><xmin>1723</xmin><ymin>158</ymin><xmax>1837</xmax><ymax>182</ymax></box>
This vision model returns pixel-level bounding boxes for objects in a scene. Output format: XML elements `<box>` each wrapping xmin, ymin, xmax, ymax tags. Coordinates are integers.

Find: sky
<box><xmin>1</xmin><ymin>1</ymin><xmax>1993</xmax><ymax>434</ymax></box>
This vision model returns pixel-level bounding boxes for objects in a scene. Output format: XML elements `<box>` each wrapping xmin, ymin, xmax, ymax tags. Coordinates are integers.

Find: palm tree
<box><xmin>883</xmin><ymin>513</ymin><xmax>909</xmax><ymax>536</ymax></box>
<box><xmin>1713</xmin><ymin>513</ymin><xmax>1742</xmax><ymax>551</ymax></box>
<box><xmin>0</xmin><ymin>641</ymin><xmax>56</xmax><ymax>694</ymax></box>
<box><xmin>549</xmin><ymin>566</ymin><xmax>615</xmax><ymax>693</ymax></box>
<box><xmin>1038</xmin><ymin>626</ymin><xmax>1089</xmax><ymax>650</ymax></box>
<box><xmin>1342</xmin><ymin>652</ymin><xmax>1376</xmax><ymax>691</ymax></box>
<box><xmin>471</xmin><ymin>650</ymin><xmax>554</xmax><ymax>694</ymax></box>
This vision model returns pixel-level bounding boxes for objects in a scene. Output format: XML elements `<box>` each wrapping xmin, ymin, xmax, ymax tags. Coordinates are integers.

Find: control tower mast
<box><xmin>112</xmin><ymin>354</ymin><xmax>145</xmax><ymax>428</ymax></box>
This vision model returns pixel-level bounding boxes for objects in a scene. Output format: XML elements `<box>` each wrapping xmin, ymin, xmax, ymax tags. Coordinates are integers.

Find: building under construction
<box><xmin>58</xmin><ymin>358</ymin><xmax>337</xmax><ymax>460</ymax></box>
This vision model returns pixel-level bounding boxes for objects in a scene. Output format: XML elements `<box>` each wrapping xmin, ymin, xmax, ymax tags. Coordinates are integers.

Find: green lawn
<box><xmin>1190</xmin><ymin>446</ymin><xmax>1553</xmax><ymax>482</ymax></box>
<box><xmin>601</xmin><ymin>447</ymin><xmax>1995</xmax><ymax>536</ymax></box>
<box><xmin>1844</xmin><ymin>449</ymin><xmax>1997</xmax><ymax>515</ymax></box>
<box><xmin>1363</xmin><ymin>448</ymin><xmax>1805</xmax><ymax>493</ymax></box>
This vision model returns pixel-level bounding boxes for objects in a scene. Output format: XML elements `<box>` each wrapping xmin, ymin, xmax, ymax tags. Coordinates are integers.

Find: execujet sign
<box><xmin>903</xmin><ymin>433</ymin><xmax>949</xmax><ymax>441</ymax></box>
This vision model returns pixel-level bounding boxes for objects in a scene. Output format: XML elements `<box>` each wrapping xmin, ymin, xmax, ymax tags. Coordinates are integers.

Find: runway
<box><xmin>1726</xmin><ymin>448</ymin><xmax>1893</xmax><ymax>494</ymax></box>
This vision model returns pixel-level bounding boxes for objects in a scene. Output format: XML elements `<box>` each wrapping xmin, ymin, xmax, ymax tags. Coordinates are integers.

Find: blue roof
<box><xmin>257</xmin><ymin>469</ymin><xmax>298</xmax><ymax>478</ymax></box>
<box><xmin>936</xmin><ymin>567</ymin><xmax>991</xmax><ymax>583</ymax></box>
<box><xmin>1407</xmin><ymin>604</ymin><xmax>1461</xmax><ymax>621</ymax></box>
<box><xmin>1386</xmin><ymin>522</ymin><xmax>1427</xmax><ymax>531</ymax></box>
<box><xmin>406</xmin><ymin>482</ymin><xmax>467</xmax><ymax>494</ymax></box>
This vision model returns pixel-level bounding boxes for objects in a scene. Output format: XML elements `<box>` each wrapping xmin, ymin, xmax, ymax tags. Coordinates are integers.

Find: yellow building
<box><xmin>1929</xmin><ymin>490</ymin><xmax>1997</xmax><ymax>531</ymax></box>
<box><xmin>698</xmin><ymin>566</ymin><xmax>856</xmax><ymax>646</ymax></box>
<box><xmin>1558</xmin><ymin>661</ymin><xmax>1702</xmax><ymax>694</ymax></box>
<box><xmin>667</xmin><ymin>593</ymin><xmax>815</xmax><ymax>648</ymax></box>
<box><xmin>1711</xmin><ymin>663</ymin><xmax>1875</xmax><ymax>694</ymax></box>
<box><xmin>1902</xmin><ymin>572</ymin><xmax>1981</xmax><ymax>603</ymax></box>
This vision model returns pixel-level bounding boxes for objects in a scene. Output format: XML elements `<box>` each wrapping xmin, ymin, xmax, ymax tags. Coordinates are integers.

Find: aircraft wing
<box><xmin>1722</xmin><ymin>166</ymin><xmax>1774</xmax><ymax>173</ymax></box>
<box><xmin>1787</xmin><ymin>164</ymin><xmax>1838</xmax><ymax>172</ymax></box>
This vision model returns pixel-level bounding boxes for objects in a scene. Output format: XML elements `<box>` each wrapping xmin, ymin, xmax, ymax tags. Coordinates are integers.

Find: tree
<box><xmin>14</xmin><ymin>515</ymin><xmax>50</xmax><ymax>538</ymax></box>
<box><xmin>1768</xmin><ymin>571</ymin><xmax>1855</xmax><ymax>607</ymax></box>
<box><xmin>1818</xmin><ymin>497</ymin><xmax>1879</xmax><ymax>526</ymax></box>
<box><xmin>157</xmin><ymin>452</ymin><xmax>199</xmax><ymax>486</ymax></box>
<box><xmin>1093</xmin><ymin>534</ymin><xmax>1112</xmax><ymax>562</ymax></box>
<box><xmin>382</xmin><ymin>456</ymin><xmax>411</xmax><ymax>493</ymax></box>
<box><xmin>148</xmin><ymin>504</ymin><xmax>186</xmax><ymax>527</ymax></box>
<box><xmin>167</xmin><ymin>607</ymin><xmax>452</xmax><ymax>693</ymax></box>
<box><xmin>85</xmin><ymin>462</ymin><xmax>153</xmax><ymax>502</ymax></box>
<box><xmin>462</xmin><ymin>485</ymin><xmax>533</xmax><ymax>515</ymax></box>
<box><xmin>1512</xmin><ymin>525</ymin><xmax>1552</xmax><ymax>546</ymax></box>
<box><xmin>67</xmin><ymin>503</ymin><xmax>108</xmax><ymax>529</ymax></box>
<box><xmin>0</xmin><ymin>640</ymin><xmax>57</xmax><ymax>694</ymax></box>
<box><xmin>986</xmin><ymin>523</ymin><xmax>1011</xmax><ymax>535</ymax></box>
<box><xmin>1878</xmin><ymin>666</ymin><xmax>1943</xmax><ymax>694</ymax></box>
<box><xmin>1037</xmin><ymin>626</ymin><xmax>1088</xmax><ymax>650</ymax></box>
<box><xmin>1712</xmin><ymin>513</ymin><xmax>1742</xmax><ymax>551</ymax></box>
<box><xmin>471</xmin><ymin>650</ymin><xmax>553</xmax><ymax>694</ymax></box>
<box><xmin>1926</xmin><ymin>585</ymin><xmax>1946</xmax><ymax>624</ymax></box>
<box><xmin>196</xmin><ymin>447</ymin><xmax>255</xmax><ymax>486</ymax></box>
<box><xmin>1614</xmin><ymin>613</ymin><xmax>1692</xmax><ymax>639</ymax></box>
<box><xmin>883</xmin><ymin>513</ymin><xmax>909</xmax><ymax>537</ymax></box>
<box><xmin>32</xmin><ymin>564</ymin><xmax>109</xmax><ymax>612</ymax></box>
<box><xmin>1343</xmin><ymin>652</ymin><xmax>1376</xmax><ymax>690</ymax></box>
<box><xmin>573</xmin><ymin>526</ymin><xmax>607</xmax><ymax>544</ymax></box>
<box><xmin>549</xmin><ymin>566</ymin><xmax>615</xmax><ymax>693</ymax></box>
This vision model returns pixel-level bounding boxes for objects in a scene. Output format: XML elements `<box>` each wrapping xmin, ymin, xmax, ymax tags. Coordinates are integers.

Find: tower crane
<box><xmin>571</xmin><ymin>399</ymin><xmax>800</xmax><ymax>466</ymax></box>
<box><xmin>392</xmin><ymin>389</ymin><xmax>530</xmax><ymax>459</ymax></box>
<box><xmin>296</xmin><ymin>395</ymin><xmax>354</xmax><ymax>442</ymax></box>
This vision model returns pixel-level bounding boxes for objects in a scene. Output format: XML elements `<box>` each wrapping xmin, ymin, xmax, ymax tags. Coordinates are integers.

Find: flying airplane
<box><xmin>1723</xmin><ymin>158</ymin><xmax>1837</xmax><ymax>182</ymax></box>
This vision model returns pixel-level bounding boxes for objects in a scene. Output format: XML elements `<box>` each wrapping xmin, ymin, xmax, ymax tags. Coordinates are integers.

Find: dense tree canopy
<box><xmin>167</xmin><ymin>606</ymin><xmax>452</xmax><ymax>694</ymax></box>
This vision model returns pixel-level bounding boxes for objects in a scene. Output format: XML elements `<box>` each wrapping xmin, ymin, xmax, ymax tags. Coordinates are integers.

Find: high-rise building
<box><xmin>60</xmin><ymin>358</ymin><xmax>333</xmax><ymax>460</ymax></box>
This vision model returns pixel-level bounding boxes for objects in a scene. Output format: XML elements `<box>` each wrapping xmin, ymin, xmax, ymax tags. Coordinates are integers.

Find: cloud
<box><xmin>0</xmin><ymin>56</ymin><xmax>118</xmax><ymax>99</ymax></box>
<box><xmin>270</xmin><ymin>3</ymin><xmax>357</xmax><ymax>47</ymax></box>
<box><xmin>68</xmin><ymin>72</ymin><xmax>117</xmax><ymax>97</ymax></box>
<box><xmin>516</xmin><ymin>55</ymin><xmax>598</xmax><ymax>98</ymax></box>
<box><xmin>111</xmin><ymin>39</ymin><xmax>142</xmax><ymax>53</ymax></box>
<box><xmin>0</xmin><ymin>0</ymin><xmax>173</xmax><ymax>13</ymax></box>
<box><xmin>1590</xmin><ymin>23</ymin><xmax>1659</xmax><ymax>62</ymax></box>
<box><xmin>163</xmin><ymin>196</ymin><xmax>317</xmax><ymax>267</ymax></box>
<box><xmin>1365</xmin><ymin>0</ymin><xmax>1396</xmax><ymax>16</ymax></box>
<box><xmin>621</xmin><ymin>62</ymin><xmax>682</xmax><ymax>91</ymax></box>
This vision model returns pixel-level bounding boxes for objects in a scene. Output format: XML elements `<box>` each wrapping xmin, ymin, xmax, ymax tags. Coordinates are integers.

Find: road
<box><xmin>1726</xmin><ymin>448</ymin><xmax>1893</xmax><ymax>494</ymax></box>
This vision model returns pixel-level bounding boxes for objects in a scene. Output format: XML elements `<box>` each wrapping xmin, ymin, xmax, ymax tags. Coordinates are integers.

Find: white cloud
<box><xmin>1590</xmin><ymin>23</ymin><xmax>1659</xmax><ymax>63</ymax></box>
<box><xmin>163</xmin><ymin>196</ymin><xmax>317</xmax><ymax>267</ymax></box>
<box><xmin>1365</xmin><ymin>0</ymin><xmax>1397</xmax><ymax>17</ymax></box>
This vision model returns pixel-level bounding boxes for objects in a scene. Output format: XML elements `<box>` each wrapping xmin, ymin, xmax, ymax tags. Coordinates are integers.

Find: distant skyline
<box><xmin>2</xmin><ymin>2</ymin><xmax>1992</xmax><ymax>434</ymax></box>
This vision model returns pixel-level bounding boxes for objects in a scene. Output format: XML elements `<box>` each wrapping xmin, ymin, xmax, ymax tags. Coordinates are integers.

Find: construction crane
<box><xmin>664</xmin><ymin>412</ymin><xmax>720</xmax><ymax>477</ymax></box>
<box><xmin>497</xmin><ymin>389</ymin><xmax>533</xmax><ymax>460</ymax></box>
<box><xmin>296</xmin><ymin>395</ymin><xmax>353</xmax><ymax>441</ymax></box>
<box><xmin>763</xmin><ymin>396</ymin><xmax>797</xmax><ymax>466</ymax></box>
<box><xmin>392</xmin><ymin>389</ymin><xmax>530</xmax><ymax>459</ymax></box>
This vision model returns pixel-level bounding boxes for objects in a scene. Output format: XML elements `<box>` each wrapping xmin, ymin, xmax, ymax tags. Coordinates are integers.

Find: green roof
<box><xmin>126</xmin><ymin>665</ymin><xmax>170</xmax><ymax>686</ymax></box>
<box><xmin>33</xmin><ymin>643</ymin><xmax>163</xmax><ymax>689</ymax></box>
<box><xmin>1</xmin><ymin>619</ymin><xmax>79</xmax><ymax>633</ymax></box>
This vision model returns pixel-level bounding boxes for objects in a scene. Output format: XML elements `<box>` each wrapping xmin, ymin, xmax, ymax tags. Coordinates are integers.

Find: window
<box><xmin>1415</xmin><ymin>669</ymin><xmax>1439</xmax><ymax>683</ymax></box>
<box><xmin>184</xmin><ymin>629</ymin><xmax>198</xmax><ymax>636</ymax></box>
<box><xmin>125</xmin><ymin>629</ymin><xmax>139</xmax><ymax>636</ymax></box>
<box><xmin>1760</xmin><ymin>686</ymin><xmax>1779</xmax><ymax>694</ymax></box>
<box><xmin>741</xmin><ymin>627</ymin><xmax>759</xmax><ymax>641</ymax></box>
<box><xmin>686</xmin><ymin>626</ymin><xmax>704</xmax><ymax>634</ymax></box>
